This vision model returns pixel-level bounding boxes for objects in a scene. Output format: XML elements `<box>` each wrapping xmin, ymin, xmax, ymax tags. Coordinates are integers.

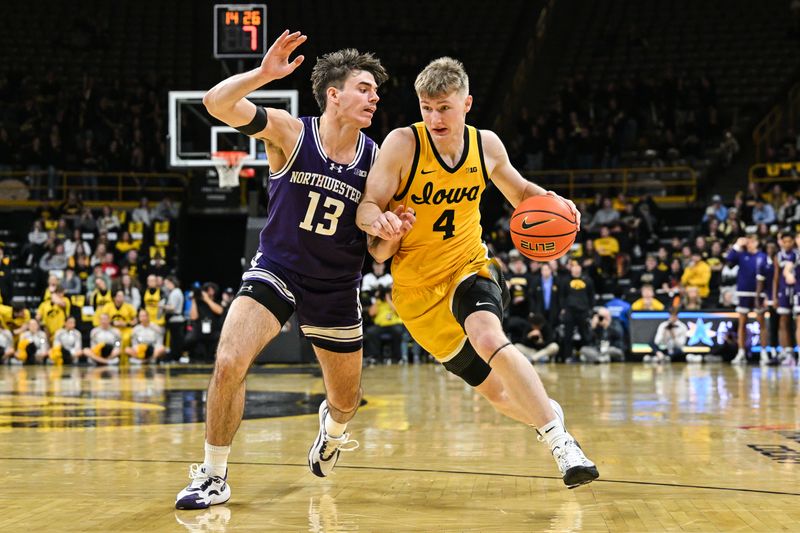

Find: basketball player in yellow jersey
<box><xmin>356</xmin><ymin>57</ymin><xmax>599</xmax><ymax>488</ymax></box>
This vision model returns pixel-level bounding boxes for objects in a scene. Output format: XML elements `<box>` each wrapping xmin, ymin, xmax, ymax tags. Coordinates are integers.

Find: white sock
<box><xmin>203</xmin><ymin>441</ymin><xmax>230</xmax><ymax>478</ymax></box>
<box><xmin>537</xmin><ymin>417</ymin><xmax>568</xmax><ymax>449</ymax></box>
<box><xmin>324</xmin><ymin>413</ymin><xmax>347</xmax><ymax>438</ymax></box>
<box><xmin>736</xmin><ymin>349</ymin><xmax>745</xmax><ymax>357</ymax></box>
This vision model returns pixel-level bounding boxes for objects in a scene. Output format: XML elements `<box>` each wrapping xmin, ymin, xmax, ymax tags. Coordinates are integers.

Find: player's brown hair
<box><xmin>414</xmin><ymin>57</ymin><xmax>469</xmax><ymax>98</ymax></box>
<box><xmin>311</xmin><ymin>49</ymin><xmax>388</xmax><ymax>113</ymax></box>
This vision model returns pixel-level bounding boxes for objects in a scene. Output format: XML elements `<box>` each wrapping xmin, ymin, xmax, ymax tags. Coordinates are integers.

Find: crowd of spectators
<box><xmin>506</xmin><ymin>71</ymin><xmax>732</xmax><ymax>174</ymax></box>
<box><xmin>0</xmin><ymin>195</ymin><xmax>238</xmax><ymax>365</ymax></box>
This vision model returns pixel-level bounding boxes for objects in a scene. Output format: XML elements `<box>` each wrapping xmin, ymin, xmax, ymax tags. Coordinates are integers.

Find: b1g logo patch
<box><xmin>521</xmin><ymin>241</ymin><xmax>556</xmax><ymax>252</ymax></box>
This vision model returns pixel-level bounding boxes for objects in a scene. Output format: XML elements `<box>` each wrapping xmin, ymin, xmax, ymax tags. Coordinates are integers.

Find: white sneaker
<box><xmin>642</xmin><ymin>354</ymin><xmax>653</xmax><ymax>363</ymax></box>
<box><xmin>731</xmin><ymin>352</ymin><xmax>747</xmax><ymax>365</ymax></box>
<box><xmin>686</xmin><ymin>354</ymin><xmax>703</xmax><ymax>364</ymax></box>
<box><xmin>759</xmin><ymin>351</ymin><xmax>771</xmax><ymax>366</ymax></box>
<box><xmin>544</xmin><ymin>399</ymin><xmax>599</xmax><ymax>489</ymax></box>
<box><xmin>308</xmin><ymin>400</ymin><xmax>359</xmax><ymax>477</ymax></box>
<box><xmin>175</xmin><ymin>464</ymin><xmax>230</xmax><ymax>510</ymax></box>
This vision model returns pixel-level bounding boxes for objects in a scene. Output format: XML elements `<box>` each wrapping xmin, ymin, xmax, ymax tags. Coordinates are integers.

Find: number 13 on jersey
<box><xmin>299</xmin><ymin>191</ymin><xmax>344</xmax><ymax>236</ymax></box>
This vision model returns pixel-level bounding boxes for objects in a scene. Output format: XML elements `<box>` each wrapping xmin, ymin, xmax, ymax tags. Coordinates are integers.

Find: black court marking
<box><xmin>2</xmin><ymin>457</ymin><xmax>797</xmax><ymax>498</ymax></box>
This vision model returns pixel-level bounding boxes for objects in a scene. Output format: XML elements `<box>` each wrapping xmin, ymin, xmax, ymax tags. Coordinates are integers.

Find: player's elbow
<box><xmin>202</xmin><ymin>90</ymin><xmax>220</xmax><ymax>116</ymax></box>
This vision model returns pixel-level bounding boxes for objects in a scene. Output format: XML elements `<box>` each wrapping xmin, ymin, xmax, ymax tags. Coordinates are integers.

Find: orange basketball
<box><xmin>509</xmin><ymin>195</ymin><xmax>578</xmax><ymax>261</ymax></box>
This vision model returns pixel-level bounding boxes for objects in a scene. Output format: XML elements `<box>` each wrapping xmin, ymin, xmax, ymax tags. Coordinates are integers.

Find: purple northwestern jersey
<box><xmin>757</xmin><ymin>254</ymin><xmax>775</xmax><ymax>299</ymax></box>
<box><xmin>726</xmin><ymin>247</ymin><xmax>764</xmax><ymax>295</ymax></box>
<box><xmin>778</xmin><ymin>249</ymin><xmax>797</xmax><ymax>291</ymax></box>
<box><xmin>255</xmin><ymin>117</ymin><xmax>377</xmax><ymax>281</ymax></box>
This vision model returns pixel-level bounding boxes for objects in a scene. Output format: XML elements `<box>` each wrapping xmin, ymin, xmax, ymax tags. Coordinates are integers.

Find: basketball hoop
<box><xmin>212</xmin><ymin>151</ymin><xmax>249</xmax><ymax>188</ymax></box>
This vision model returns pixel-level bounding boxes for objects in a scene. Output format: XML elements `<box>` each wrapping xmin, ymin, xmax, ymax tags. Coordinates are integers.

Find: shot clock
<box><xmin>214</xmin><ymin>4</ymin><xmax>267</xmax><ymax>59</ymax></box>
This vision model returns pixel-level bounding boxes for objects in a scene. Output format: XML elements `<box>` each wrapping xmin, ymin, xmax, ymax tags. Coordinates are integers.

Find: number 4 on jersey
<box><xmin>433</xmin><ymin>209</ymin><xmax>455</xmax><ymax>240</ymax></box>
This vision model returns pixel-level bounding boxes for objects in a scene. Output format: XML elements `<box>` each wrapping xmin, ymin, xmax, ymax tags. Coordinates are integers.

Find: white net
<box><xmin>212</xmin><ymin>152</ymin><xmax>247</xmax><ymax>188</ymax></box>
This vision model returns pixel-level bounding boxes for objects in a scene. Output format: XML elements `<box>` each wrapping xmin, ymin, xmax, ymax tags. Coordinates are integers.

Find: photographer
<box><xmin>647</xmin><ymin>306</ymin><xmax>689</xmax><ymax>364</ymax></box>
<box><xmin>364</xmin><ymin>285</ymin><xmax>405</xmax><ymax>364</ymax></box>
<box><xmin>185</xmin><ymin>281</ymin><xmax>224</xmax><ymax>363</ymax></box>
<box><xmin>579</xmin><ymin>306</ymin><xmax>626</xmax><ymax>363</ymax></box>
<box><xmin>513</xmin><ymin>313</ymin><xmax>559</xmax><ymax>363</ymax></box>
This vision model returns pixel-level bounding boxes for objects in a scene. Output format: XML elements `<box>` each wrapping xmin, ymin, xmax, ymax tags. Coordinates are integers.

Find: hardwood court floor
<box><xmin>0</xmin><ymin>362</ymin><xmax>798</xmax><ymax>532</ymax></box>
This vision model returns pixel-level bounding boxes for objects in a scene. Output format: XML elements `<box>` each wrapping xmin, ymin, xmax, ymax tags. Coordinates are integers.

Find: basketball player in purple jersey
<box><xmin>774</xmin><ymin>233</ymin><xmax>796</xmax><ymax>363</ymax></box>
<box><xmin>727</xmin><ymin>235</ymin><xmax>766</xmax><ymax>365</ymax></box>
<box><xmin>176</xmin><ymin>31</ymin><xmax>410</xmax><ymax>509</ymax></box>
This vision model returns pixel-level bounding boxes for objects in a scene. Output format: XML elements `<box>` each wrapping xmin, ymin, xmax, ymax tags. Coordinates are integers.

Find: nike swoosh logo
<box><xmin>420</xmin><ymin>169</ymin><xmax>436</xmax><ymax>174</ymax></box>
<box><xmin>521</xmin><ymin>217</ymin><xmax>554</xmax><ymax>230</ymax></box>
<box><xmin>476</xmin><ymin>301</ymin><xmax>493</xmax><ymax>307</ymax></box>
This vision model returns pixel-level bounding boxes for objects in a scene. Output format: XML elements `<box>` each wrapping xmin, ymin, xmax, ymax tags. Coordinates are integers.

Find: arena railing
<box><xmin>752</xmin><ymin>82</ymin><xmax>800</xmax><ymax>162</ymax></box>
<box><xmin>522</xmin><ymin>166</ymin><xmax>697</xmax><ymax>204</ymax></box>
<box><xmin>0</xmin><ymin>170</ymin><xmax>188</xmax><ymax>207</ymax></box>
<box><xmin>748</xmin><ymin>161</ymin><xmax>800</xmax><ymax>192</ymax></box>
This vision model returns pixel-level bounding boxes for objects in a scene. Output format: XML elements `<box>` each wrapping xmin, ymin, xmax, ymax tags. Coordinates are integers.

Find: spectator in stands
<box><xmin>513</xmin><ymin>313</ymin><xmax>559</xmax><ymax>364</ymax></box>
<box><xmin>364</xmin><ymin>285</ymin><xmax>405</xmax><ymax>364</ymax></box>
<box><xmin>132</xmin><ymin>197</ymin><xmax>153</xmax><ymax>227</ymax></box>
<box><xmin>683</xmin><ymin>286</ymin><xmax>703</xmax><ymax>310</ymax></box>
<box><xmin>86</xmin><ymin>265</ymin><xmax>110</xmax><ymax>295</ymax></box>
<box><xmin>647</xmin><ymin>307</ymin><xmax>689</xmax><ymax>364</ymax></box>
<box><xmin>91</xmin><ymin>243</ymin><xmax>107</xmax><ymax>267</ymax></box>
<box><xmin>589</xmin><ymin>197</ymin><xmax>619</xmax><ymax>231</ymax></box>
<box><xmin>185</xmin><ymin>282</ymin><xmax>223</xmax><ymax>363</ymax></box>
<box><xmin>681</xmin><ymin>250</ymin><xmax>711</xmax><ymax>299</ymax></box>
<box><xmin>719</xmin><ymin>131</ymin><xmax>740</xmax><ymax>167</ymax></box>
<box><xmin>594</xmin><ymin>226</ymin><xmax>619</xmax><ymax>272</ymax></box>
<box><xmin>89</xmin><ymin>276</ymin><xmax>113</xmax><ymax>312</ymax></box>
<box><xmin>153</xmin><ymin>197</ymin><xmax>179</xmax><ymax>221</ymax></box>
<box><xmin>64</xmin><ymin>229</ymin><xmax>91</xmax><ymax>258</ymax></box>
<box><xmin>633</xmin><ymin>255</ymin><xmax>668</xmax><ymax>296</ymax></box>
<box><xmin>361</xmin><ymin>260</ymin><xmax>392</xmax><ymax>294</ymax></box>
<box><xmin>751</xmin><ymin>197</ymin><xmax>776</xmax><ymax>225</ymax></box>
<box><xmin>506</xmin><ymin>249</ymin><xmax>534</xmax><ymax>320</ymax></box>
<box><xmin>96</xmin><ymin>290</ymin><xmax>136</xmax><ymax>353</ymax></box>
<box><xmin>15</xmin><ymin>319</ymin><xmax>49</xmax><ymax>364</ymax></box>
<box><xmin>778</xmin><ymin>193</ymin><xmax>800</xmax><ymax>226</ymax></box>
<box><xmin>720</xmin><ymin>208</ymin><xmax>743</xmax><ymax>241</ymax></box>
<box><xmin>26</xmin><ymin>220</ymin><xmax>48</xmax><ymax>254</ymax></box>
<box><xmin>126</xmin><ymin>309</ymin><xmax>166</xmax><ymax>364</ymax></box>
<box><xmin>76</xmin><ymin>207</ymin><xmax>98</xmax><ymax>234</ymax></box>
<box><xmin>560</xmin><ymin>261</ymin><xmax>595</xmax><ymax>361</ymax></box>
<box><xmin>115</xmin><ymin>231</ymin><xmax>141</xmax><ymax>260</ymax></box>
<box><xmin>719</xmin><ymin>287</ymin><xmax>736</xmax><ymax>309</ymax></box>
<box><xmin>100</xmin><ymin>252</ymin><xmax>120</xmax><ymax>279</ymax></box>
<box><xmin>605</xmin><ymin>286</ymin><xmax>632</xmax><ymax>333</ymax></box>
<box><xmin>631</xmin><ymin>284</ymin><xmax>665</xmax><ymax>311</ymax></box>
<box><xmin>667</xmin><ymin>258</ymin><xmax>684</xmax><ymax>295</ymax></box>
<box><xmin>580</xmin><ymin>306</ymin><xmax>625</xmax><ymax>363</ymax></box>
<box><xmin>98</xmin><ymin>205</ymin><xmax>121</xmax><ymax>233</ymax></box>
<box><xmin>61</xmin><ymin>267</ymin><xmax>82</xmax><ymax>296</ymax></box>
<box><xmin>83</xmin><ymin>312</ymin><xmax>121</xmax><ymax>365</ymax></box>
<box><xmin>531</xmin><ymin>262</ymin><xmax>561</xmax><ymax>325</ymax></box>
<box><xmin>119</xmin><ymin>273</ymin><xmax>141</xmax><ymax>311</ymax></box>
<box><xmin>5</xmin><ymin>303</ymin><xmax>31</xmax><ymax>339</ymax></box>
<box><xmin>59</xmin><ymin>191</ymin><xmax>83</xmax><ymax>221</ymax></box>
<box><xmin>50</xmin><ymin>316</ymin><xmax>83</xmax><ymax>365</ymax></box>
<box><xmin>702</xmin><ymin>194</ymin><xmax>727</xmax><ymax>223</ymax></box>
<box><xmin>39</xmin><ymin>241</ymin><xmax>68</xmax><ymax>275</ymax></box>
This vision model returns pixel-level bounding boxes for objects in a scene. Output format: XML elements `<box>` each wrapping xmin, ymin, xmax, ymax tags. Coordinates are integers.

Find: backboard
<box><xmin>168</xmin><ymin>90</ymin><xmax>299</xmax><ymax>168</ymax></box>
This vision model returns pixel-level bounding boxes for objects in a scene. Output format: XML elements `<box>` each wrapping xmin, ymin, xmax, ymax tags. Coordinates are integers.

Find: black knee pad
<box><xmin>100</xmin><ymin>344</ymin><xmax>114</xmax><ymax>358</ymax></box>
<box><xmin>453</xmin><ymin>276</ymin><xmax>505</xmax><ymax>329</ymax></box>
<box><xmin>442</xmin><ymin>341</ymin><xmax>491</xmax><ymax>387</ymax></box>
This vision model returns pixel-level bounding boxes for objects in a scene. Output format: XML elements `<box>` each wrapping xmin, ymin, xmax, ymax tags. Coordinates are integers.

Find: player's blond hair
<box><xmin>311</xmin><ymin>49</ymin><xmax>388</xmax><ymax>113</ymax></box>
<box><xmin>414</xmin><ymin>57</ymin><xmax>469</xmax><ymax>98</ymax></box>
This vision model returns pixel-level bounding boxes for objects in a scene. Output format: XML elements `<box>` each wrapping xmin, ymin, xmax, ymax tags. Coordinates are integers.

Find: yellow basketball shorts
<box><xmin>392</xmin><ymin>260</ymin><xmax>499</xmax><ymax>362</ymax></box>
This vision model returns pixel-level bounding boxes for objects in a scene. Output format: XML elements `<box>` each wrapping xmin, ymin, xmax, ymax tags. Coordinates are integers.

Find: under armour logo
<box><xmin>240</xmin><ymin>284</ymin><xmax>253</xmax><ymax>293</ymax></box>
<box><xmin>330</xmin><ymin>163</ymin><xmax>343</xmax><ymax>173</ymax></box>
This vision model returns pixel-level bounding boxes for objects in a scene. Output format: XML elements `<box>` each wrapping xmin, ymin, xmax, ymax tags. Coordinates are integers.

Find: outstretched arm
<box><xmin>481</xmin><ymin>130</ymin><xmax>580</xmax><ymax>226</ymax></box>
<box><xmin>357</xmin><ymin>128</ymin><xmax>417</xmax><ymax>240</ymax></box>
<box><xmin>203</xmin><ymin>29</ymin><xmax>305</xmax><ymax>152</ymax></box>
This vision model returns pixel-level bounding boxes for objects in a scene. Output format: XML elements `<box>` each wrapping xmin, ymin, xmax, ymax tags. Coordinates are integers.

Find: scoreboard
<box><xmin>214</xmin><ymin>4</ymin><xmax>267</xmax><ymax>59</ymax></box>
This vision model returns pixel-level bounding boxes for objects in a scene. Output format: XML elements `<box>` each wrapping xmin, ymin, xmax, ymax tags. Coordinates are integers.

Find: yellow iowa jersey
<box><xmin>143</xmin><ymin>287</ymin><xmax>163</xmax><ymax>325</ymax></box>
<box><xmin>389</xmin><ymin>122</ymin><xmax>488</xmax><ymax>288</ymax></box>
<box><xmin>96</xmin><ymin>302</ymin><xmax>136</xmax><ymax>327</ymax></box>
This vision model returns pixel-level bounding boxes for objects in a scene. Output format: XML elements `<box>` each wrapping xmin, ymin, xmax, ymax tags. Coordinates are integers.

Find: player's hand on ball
<box><xmin>261</xmin><ymin>29</ymin><xmax>306</xmax><ymax>81</ymax></box>
<box><xmin>545</xmin><ymin>190</ymin><xmax>580</xmax><ymax>228</ymax></box>
<box><xmin>371</xmin><ymin>209</ymin><xmax>404</xmax><ymax>240</ymax></box>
